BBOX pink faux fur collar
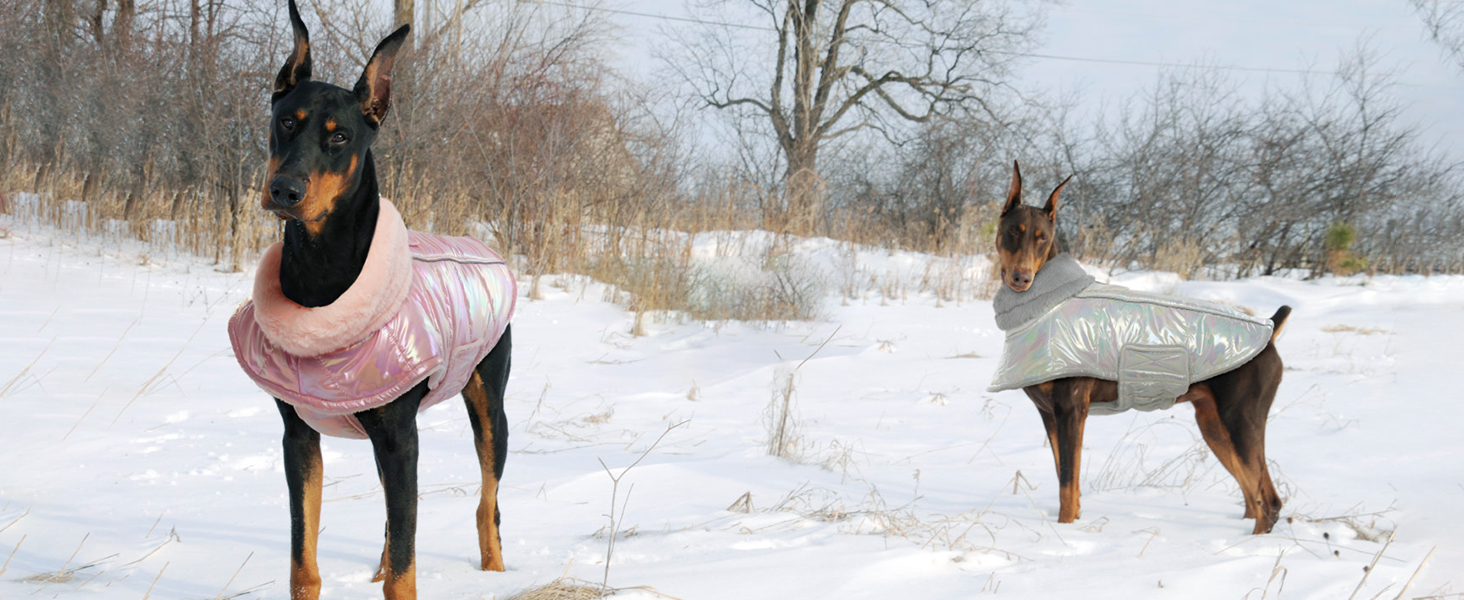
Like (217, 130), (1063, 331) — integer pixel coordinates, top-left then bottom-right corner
(251, 200), (414, 357)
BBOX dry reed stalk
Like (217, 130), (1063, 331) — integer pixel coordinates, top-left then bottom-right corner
(144, 514), (164, 539)
(0, 534), (24, 578)
(86, 316), (141, 382)
(0, 337), (55, 399)
(1257, 549), (1289, 600)
(212, 551), (252, 600)
(71, 566), (104, 590)
(141, 561), (168, 600)
(35, 306), (58, 333)
(1136, 528), (1161, 558)
(1348, 528), (1397, 600)
(62, 386), (109, 442)
(108, 317), (208, 428)
(0, 509), (26, 534)
(22, 534), (117, 583)
(1393, 546), (1436, 600)
(58, 533), (87, 573)
(121, 528), (179, 567)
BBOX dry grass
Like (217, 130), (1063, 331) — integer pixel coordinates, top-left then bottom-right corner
(1152, 238), (1206, 280)
(507, 578), (611, 600)
(1293, 506), (1396, 544)
(1322, 324), (1388, 335)
(1210, 300), (1257, 316)
(1085, 420), (1216, 494)
(766, 480), (1028, 561)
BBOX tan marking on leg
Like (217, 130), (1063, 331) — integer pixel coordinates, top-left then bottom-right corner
(1252, 462), (1282, 534)
(291, 451), (323, 600)
(1056, 381), (1092, 524)
(1057, 418), (1085, 523)
(381, 560), (416, 600)
(477, 478), (505, 572)
(1188, 386), (1262, 523)
(1037, 409), (1061, 482)
(463, 371), (506, 572)
(372, 539), (388, 583)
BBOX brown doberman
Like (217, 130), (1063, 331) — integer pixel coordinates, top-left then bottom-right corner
(996, 160), (1290, 534)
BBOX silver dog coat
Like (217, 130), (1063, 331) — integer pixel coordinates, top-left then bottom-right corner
(988, 255), (1274, 415)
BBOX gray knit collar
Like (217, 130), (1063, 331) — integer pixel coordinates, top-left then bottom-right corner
(992, 254), (1095, 331)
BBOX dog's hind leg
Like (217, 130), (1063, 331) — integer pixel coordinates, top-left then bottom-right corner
(1190, 347), (1284, 534)
(277, 400), (324, 600)
(358, 384), (426, 600)
(1186, 384), (1260, 519)
(463, 325), (512, 572)
(1227, 345), (1284, 533)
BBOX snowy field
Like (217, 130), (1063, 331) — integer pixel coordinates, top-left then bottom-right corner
(0, 212), (1460, 599)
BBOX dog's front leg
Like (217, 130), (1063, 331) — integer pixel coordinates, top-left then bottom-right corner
(1051, 379), (1093, 523)
(277, 400), (323, 600)
(358, 384), (425, 600)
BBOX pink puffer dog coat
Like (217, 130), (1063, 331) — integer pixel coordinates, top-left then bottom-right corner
(228, 200), (516, 438)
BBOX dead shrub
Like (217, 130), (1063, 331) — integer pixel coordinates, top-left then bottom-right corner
(1152, 238), (1206, 280)
(507, 578), (608, 600)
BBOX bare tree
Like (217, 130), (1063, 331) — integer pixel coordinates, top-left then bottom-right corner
(1410, 0), (1464, 69)
(669, 0), (1042, 231)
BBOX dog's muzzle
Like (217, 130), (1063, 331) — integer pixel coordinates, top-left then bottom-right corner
(268, 176), (307, 209)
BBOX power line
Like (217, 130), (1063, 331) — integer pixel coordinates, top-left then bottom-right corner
(539, 1), (767, 31)
(531, 0), (1463, 87)
(987, 51), (1336, 76)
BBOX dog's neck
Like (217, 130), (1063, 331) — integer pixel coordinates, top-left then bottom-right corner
(278, 151), (381, 308)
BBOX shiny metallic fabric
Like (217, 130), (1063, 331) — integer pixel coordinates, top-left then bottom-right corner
(989, 283), (1274, 415)
(230, 233), (516, 438)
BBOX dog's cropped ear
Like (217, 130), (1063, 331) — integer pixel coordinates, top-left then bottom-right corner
(273, 0), (312, 103)
(354, 24), (411, 128)
(1002, 160), (1023, 215)
(1043, 174), (1072, 222)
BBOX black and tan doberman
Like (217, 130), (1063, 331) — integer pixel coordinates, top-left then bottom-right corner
(265, 2), (510, 597)
(997, 161), (1289, 534)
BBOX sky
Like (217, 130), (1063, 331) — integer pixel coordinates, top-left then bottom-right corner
(592, 0), (1464, 158)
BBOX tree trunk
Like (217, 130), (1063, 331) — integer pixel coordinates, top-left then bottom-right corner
(783, 140), (820, 232)
(780, 0), (823, 234)
(114, 0), (134, 50)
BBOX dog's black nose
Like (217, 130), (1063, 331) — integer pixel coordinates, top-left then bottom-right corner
(1010, 270), (1033, 289)
(269, 176), (307, 208)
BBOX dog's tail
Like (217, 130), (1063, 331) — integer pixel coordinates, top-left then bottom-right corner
(1269, 306), (1292, 342)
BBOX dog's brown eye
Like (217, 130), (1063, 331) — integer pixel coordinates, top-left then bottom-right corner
(329, 132), (348, 145)
(280, 117), (296, 132)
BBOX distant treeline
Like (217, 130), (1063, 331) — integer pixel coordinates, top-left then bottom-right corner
(833, 60), (1464, 277)
(1, 0), (1460, 281)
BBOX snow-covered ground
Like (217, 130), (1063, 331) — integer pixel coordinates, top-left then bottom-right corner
(0, 213), (1459, 599)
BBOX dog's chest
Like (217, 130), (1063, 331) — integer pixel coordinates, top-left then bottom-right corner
(230, 233), (516, 438)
